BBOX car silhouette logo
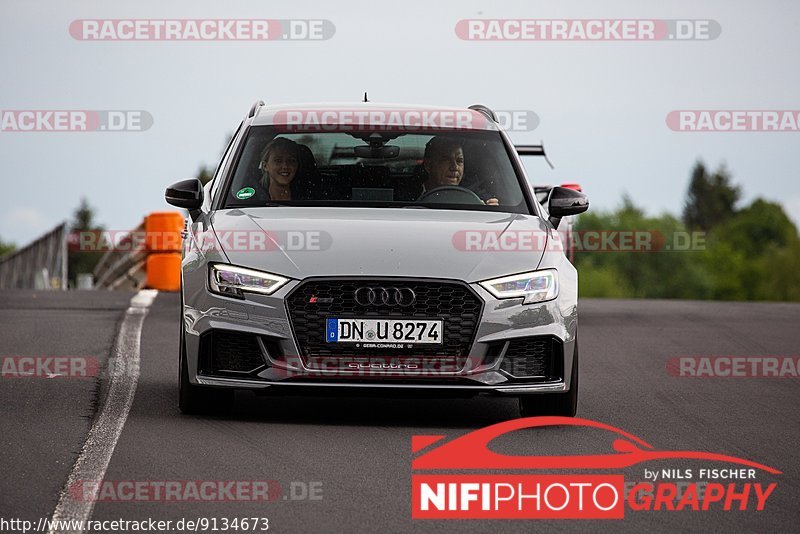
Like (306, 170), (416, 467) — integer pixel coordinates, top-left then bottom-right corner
(412, 417), (781, 474)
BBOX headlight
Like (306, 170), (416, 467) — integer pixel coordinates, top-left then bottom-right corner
(208, 264), (289, 298)
(479, 269), (558, 304)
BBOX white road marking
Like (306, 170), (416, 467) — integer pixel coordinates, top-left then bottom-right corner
(48, 289), (158, 534)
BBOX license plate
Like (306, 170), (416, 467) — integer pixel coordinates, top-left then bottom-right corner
(326, 318), (442, 344)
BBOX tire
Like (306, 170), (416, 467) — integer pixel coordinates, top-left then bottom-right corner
(178, 288), (234, 415)
(519, 338), (578, 417)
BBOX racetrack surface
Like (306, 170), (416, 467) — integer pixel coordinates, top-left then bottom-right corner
(1, 291), (798, 532)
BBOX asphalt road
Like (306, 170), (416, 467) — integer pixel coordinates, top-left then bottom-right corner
(1, 291), (799, 533)
(0, 290), (132, 525)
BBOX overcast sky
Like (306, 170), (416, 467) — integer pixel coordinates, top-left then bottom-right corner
(1, 0), (798, 244)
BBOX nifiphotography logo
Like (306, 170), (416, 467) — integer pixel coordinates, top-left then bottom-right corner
(411, 417), (780, 519)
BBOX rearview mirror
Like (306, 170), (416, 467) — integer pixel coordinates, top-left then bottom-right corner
(353, 145), (400, 159)
(547, 186), (589, 229)
(165, 179), (204, 211)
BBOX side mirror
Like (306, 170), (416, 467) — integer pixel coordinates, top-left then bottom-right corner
(165, 179), (204, 211)
(547, 186), (589, 229)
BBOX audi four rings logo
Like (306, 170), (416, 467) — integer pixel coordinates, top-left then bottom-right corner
(353, 287), (417, 306)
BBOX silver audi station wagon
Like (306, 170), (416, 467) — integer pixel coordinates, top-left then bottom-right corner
(166, 101), (589, 417)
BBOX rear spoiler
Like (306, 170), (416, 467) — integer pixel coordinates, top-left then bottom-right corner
(515, 143), (554, 169)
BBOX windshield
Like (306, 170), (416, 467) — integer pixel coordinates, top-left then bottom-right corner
(221, 126), (531, 214)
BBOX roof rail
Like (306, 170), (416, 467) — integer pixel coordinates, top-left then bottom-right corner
(468, 104), (498, 122)
(248, 100), (265, 118)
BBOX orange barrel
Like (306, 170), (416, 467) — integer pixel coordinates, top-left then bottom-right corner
(146, 252), (181, 291)
(145, 211), (184, 252)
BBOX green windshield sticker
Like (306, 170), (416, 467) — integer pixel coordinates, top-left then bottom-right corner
(235, 187), (255, 200)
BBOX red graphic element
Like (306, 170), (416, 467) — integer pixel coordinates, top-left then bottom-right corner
(626, 481), (777, 512)
(412, 417), (780, 474)
(559, 183), (583, 191)
(412, 435), (446, 453)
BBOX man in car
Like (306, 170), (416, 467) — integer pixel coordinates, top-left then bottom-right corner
(420, 136), (499, 205)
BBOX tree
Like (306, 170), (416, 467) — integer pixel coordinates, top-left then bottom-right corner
(574, 198), (711, 299)
(573, 164), (800, 301)
(0, 237), (15, 258)
(703, 198), (800, 300)
(195, 132), (234, 185)
(71, 197), (97, 231)
(196, 165), (214, 185)
(682, 161), (741, 232)
(67, 197), (105, 286)
(715, 198), (797, 256)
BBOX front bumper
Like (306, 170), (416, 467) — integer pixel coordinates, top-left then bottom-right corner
(195, 375), (568, 395)
(182, 274), (578, 396)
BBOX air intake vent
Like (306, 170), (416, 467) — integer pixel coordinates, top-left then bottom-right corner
(499, 336), (562, 380)
(199, 331), (268, 375)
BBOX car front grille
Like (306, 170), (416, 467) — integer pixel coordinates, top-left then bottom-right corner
(499, 336), (562, 380)
(285, 279), (483, 360)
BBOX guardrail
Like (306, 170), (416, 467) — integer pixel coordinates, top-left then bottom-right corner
(0, 222), (68, 290)
(93, 212), (184, 291)
(92, 221), (148, 290)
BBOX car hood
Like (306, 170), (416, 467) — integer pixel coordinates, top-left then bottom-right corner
(209, 207), (549, 282)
